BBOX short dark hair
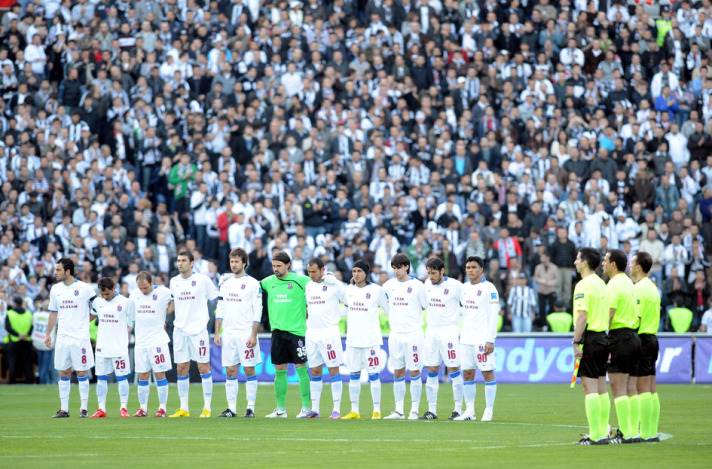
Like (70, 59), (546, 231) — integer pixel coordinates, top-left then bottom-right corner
(57, 257), (74, 276)
(307, 257), (324, 269)
(465, 256), (484, 268)
(273, 250), (291, 265)
(578, 248), (600, 271)
(230, 248), (248, 265)
(634, 251), (653, 274)
(136, 270), (152, 283)
(98, 277), (115, 291)
(426, 257), (445, 272)
(177, 250), (194, 262)
(390, 253), (411, 273)
(607, 249), (627, 272)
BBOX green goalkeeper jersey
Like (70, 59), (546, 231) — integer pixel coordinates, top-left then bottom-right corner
(261, 272), (311, 336)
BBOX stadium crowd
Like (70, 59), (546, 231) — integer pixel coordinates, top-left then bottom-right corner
(4, 0), (712, 383)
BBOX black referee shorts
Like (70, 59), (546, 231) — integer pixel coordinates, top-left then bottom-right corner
(608, 328), (642, 375)
(579, 331), (609, 379)
(271, 329), (307, 365)
(637, 334), (659, 377)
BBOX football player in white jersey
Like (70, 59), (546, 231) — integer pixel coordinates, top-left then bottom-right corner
(304, 257), (346, 419)
(89, 277), (136, 418)
(169, 251), (219, 418)
(130, 270), (174, 417)
(342, 261), (389, 420)
(45, 258), (97, 418)
(421, 257), (464, 420)
(214, 248), (262, 418)
(456, 256), (500, 422)
(382, 253), (428, 420)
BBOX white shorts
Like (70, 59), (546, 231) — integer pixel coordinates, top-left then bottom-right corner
(54, 336), (94, 372)
(173, 328), (211, 364)
(95, 353), (132, 377)
(389, 330), (425, 371)
(461, 344), (496, 372)
(345, 345), (382, 374)
(306, 327), (344, 369)
(221, 331), (262, 368)
(424, 327), (460, 368)
(135, 343), (173, 374)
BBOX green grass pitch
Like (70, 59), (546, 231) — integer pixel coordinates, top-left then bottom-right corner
(1, 383), (710, 468)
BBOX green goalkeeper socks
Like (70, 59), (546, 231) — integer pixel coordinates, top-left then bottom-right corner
(629, 394), (640, 437)
(599, 393), (610, 436)
(275, 369), (288, 410)
(614, 396), (631, 438)
(584, 393), (602, 441)
(639, 392), (653, 439)
(296, 366), (311, 408)
(651, 392), (661, 437)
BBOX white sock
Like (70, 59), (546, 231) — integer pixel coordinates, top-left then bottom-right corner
(426, 371), (439, 414)
(118, 377), (129, 409)
(59, 377), (71, 412)
(96, 377), (108, 411)
(78, 375), (89, 411)
(410, 373), (422, 413)
(138, 380), (150, 411)
(177, 375), (189, 411)
(349, 373), (361, 414)
(393, 377), (406, 414)
(450, 371), (463, 413)
(310, 376), (323, 412)
(201, 372), (213, 412)
(464, 379), (476, 413)
(226, 377), (238, 413)
(485, 381), (497, 409)
(331, 375), (343, 412)
(246, 376), (257, 410)
(157, 378), (168, 411)
(369, 374), (381, 414)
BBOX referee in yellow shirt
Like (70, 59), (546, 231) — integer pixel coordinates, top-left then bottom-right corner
(631, 252), (662, 443)
(572, 248), (610, 445)
(602, 249), (643, 444)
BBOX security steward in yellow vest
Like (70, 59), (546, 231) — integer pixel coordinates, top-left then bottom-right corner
(5, 297), (34, 384)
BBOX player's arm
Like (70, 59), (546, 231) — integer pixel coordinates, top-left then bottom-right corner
(166, 300), (175, 315)
(378, 285), (389, 315)
(45, 310), (58, 348)
(572, 290), (587, 360)
(206, 276), (219, 303)
(247, 282), (263, 348)
(485, 286), (499, 354)
(214, 293), (224, 346)
(126, 300), (136, 333)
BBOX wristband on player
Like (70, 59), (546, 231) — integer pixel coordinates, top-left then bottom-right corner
(572, 338), (583, 345)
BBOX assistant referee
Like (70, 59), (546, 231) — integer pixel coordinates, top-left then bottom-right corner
(572, 247), (610, 445)
(630, 252), (662, 443)
(260, 251), (311, 418)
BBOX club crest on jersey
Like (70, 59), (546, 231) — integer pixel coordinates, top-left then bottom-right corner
(241, 284), (246, 290)
(74, 290), (79, 296)
(117, 305), (122, 312)
(448, 342), (453, 349)
(81, 348), (86, 354)
(288, 283), (293, 290)
(298, 340), (304, 348)
(477, 290), (482, 296)
(366, 293), (371, 299)
(412, 345), (418, 352)
(444, 289), (449, 295)
(327, 344), (332, 350)
(322, 285), (328, 292)
(370, 349), (376, 356)
(479, 345), (484, 352)
(157, 347), (162, 354)
(153, 294), (158, 301)
(191, 280), (197, 287)
(407, 287), (412, 293)
(200, 340), (205, 346)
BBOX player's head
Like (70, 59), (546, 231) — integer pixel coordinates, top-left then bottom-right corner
(229, 248), (248, 275)
(272, 251), (291, 279)
(603, 249), (627, 276)
(426, 257), (445, 285)
(630, 251), (653, 278)
(97, 277), (116, 300)
(307, 257), (325, 282)
(136, 270), (153, 295)
(352, 260), (370, 286)
(55, 257), (75, 282)
(575, 247), (600, 274)
(390, 252), (411, 279)
(465, 256), (485, 283)
(176, 251), (194, 275)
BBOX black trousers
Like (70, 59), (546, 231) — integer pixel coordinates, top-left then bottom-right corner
(7, 341), (33, 384)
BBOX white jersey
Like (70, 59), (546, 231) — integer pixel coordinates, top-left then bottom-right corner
(424, 277), (463, 329)
(48, 279), (96, 340)
(383, 276), (427, 333)
(305, 277), (346, 331)
(344, 282), (389, 348)
(92, 293), (135, 358)
(170, 272), (219, 335)
(130, 285), (173, 348)
(460, 278), (500, 345)
(217, 274), (262, 334)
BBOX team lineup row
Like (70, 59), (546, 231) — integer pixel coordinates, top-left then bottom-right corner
(45, 250), (499, 421)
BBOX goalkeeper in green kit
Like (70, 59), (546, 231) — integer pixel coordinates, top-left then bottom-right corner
(261, 251), (312, 418)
